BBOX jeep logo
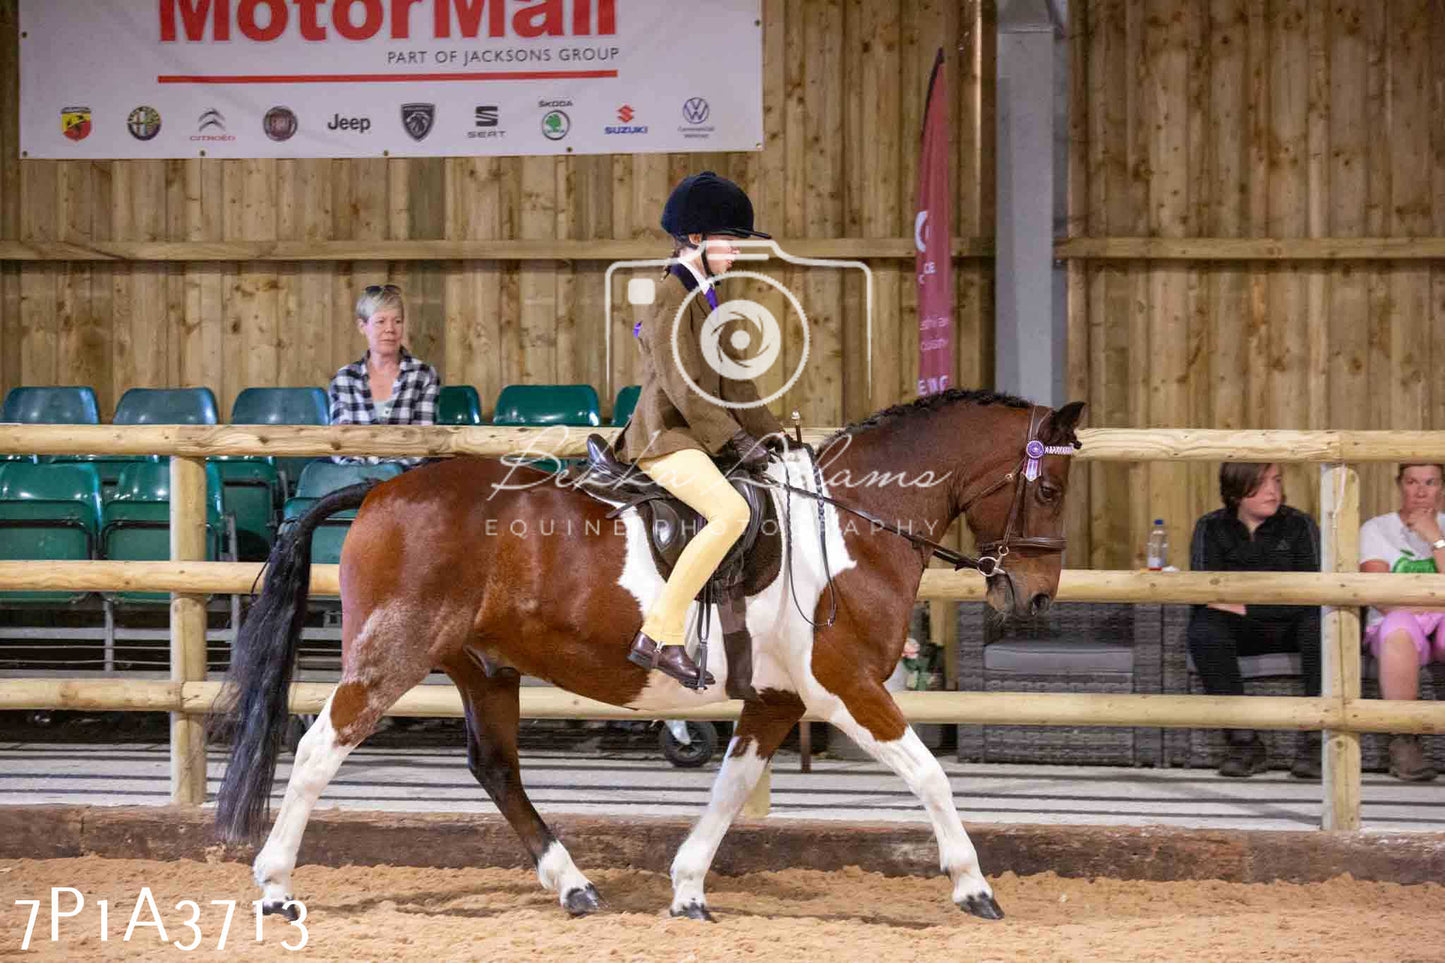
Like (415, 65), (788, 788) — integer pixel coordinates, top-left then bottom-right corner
(327, 113), (371, 133)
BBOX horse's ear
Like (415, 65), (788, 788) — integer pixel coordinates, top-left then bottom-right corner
(1043, 401), (1086, 445)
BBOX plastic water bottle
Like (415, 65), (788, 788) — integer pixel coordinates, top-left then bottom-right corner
(1146, 519), (1169, 571)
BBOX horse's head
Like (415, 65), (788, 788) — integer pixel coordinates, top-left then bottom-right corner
(958, 400), (1086, 619)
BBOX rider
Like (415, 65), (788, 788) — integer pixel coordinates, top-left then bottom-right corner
(615, 171), (788, 688)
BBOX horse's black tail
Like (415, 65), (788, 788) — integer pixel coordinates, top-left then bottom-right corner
(211, 481), (376, 843)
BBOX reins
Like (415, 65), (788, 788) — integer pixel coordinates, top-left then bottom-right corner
(741, 405), (1079, 587)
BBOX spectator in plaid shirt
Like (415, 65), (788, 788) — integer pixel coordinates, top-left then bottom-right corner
(328, 283), (440, 467)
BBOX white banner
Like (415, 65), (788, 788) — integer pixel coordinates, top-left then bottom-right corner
(20, 0), (761, 159)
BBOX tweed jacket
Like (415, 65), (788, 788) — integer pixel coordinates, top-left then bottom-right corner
(615, 270), (785, 462)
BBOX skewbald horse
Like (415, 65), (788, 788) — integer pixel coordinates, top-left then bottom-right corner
(213, 389), (1085, 922)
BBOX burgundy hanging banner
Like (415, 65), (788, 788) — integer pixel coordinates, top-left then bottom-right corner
(915, 48), (953, 396)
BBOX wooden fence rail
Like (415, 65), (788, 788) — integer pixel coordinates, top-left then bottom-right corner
(0, 682), (1440, 735)
(0, 424), (1442, 831)
(2, 561), (1443, 608)
(3, 424), (1445, 461)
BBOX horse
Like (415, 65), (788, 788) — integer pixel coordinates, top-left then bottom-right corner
(212, 389), (1085, 922)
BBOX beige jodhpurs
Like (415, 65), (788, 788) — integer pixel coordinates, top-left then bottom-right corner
(634, 448), (752, 647)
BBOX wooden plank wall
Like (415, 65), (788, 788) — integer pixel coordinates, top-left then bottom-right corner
(1067, 0), (1445, 568)
(0, 0), (994, 432)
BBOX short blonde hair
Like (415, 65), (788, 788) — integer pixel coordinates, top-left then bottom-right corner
(356, 283), (404, 323)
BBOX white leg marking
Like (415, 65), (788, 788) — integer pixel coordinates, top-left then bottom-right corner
(252, 692), (355, 905)
(826, 713), (991, 906)
(670, 738), (768, 913)
(536, 840), (594, 906)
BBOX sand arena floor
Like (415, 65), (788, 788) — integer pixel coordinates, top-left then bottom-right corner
(2, 856), (1442, 962)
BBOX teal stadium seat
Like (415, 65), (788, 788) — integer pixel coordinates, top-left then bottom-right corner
(231, 387), (329, 427)
(219, 387), (331, 556)
(230, 387), (330, 497)
(611, 385), (641, 427)
(0, 462), (103, 605)
(49, 387), (218, 495)
(493, 384), (602, 473)
(114, 387), (219, 425)
(493, 384), (602, 428)
(211, 458), (281, 562)
(438, 385), (483, 425)
(280, 462), (402, 565)
(101, 460), (225, 605)
(2, 386), (101, 425)
(2, 386), (101, 465)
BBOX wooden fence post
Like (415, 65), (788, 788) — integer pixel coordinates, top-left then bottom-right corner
(1320, 463), (1361, 830)
(170, 456), (209, 805)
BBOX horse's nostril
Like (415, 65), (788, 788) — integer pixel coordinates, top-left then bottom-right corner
(1029, 593), (1052, 616)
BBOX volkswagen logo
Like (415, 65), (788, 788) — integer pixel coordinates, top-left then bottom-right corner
(681, 98), (710, 124)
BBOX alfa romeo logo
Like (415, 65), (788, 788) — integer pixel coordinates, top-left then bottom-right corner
(127, 106), (161, 141)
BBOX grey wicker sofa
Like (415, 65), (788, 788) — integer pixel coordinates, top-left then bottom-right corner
(1161, 606), (1445, 771)
(955, 601), (1176, 767)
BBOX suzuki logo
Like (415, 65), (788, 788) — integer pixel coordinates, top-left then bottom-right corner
(617, 104), (635, 123)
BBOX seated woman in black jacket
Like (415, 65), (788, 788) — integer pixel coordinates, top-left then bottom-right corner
(1188, 463), (1321, 779)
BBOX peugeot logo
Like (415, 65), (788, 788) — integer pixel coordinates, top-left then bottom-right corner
(401, 103), (435, 141)
(682, 98), (710, 124)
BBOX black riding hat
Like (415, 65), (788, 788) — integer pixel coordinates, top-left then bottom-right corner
(660, 171), (771, 239)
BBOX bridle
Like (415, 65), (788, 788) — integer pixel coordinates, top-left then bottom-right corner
(954, 405), (1077, 577)
(748, 404), (1077, 580)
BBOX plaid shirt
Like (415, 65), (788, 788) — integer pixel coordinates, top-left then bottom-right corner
(327, 347), (440, 466)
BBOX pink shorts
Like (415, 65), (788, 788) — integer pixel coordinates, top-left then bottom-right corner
(1365, 610), (1445, 666)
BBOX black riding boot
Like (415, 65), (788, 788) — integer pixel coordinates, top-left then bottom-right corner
(628, 632), (715, 689)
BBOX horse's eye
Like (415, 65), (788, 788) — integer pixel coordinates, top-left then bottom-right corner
(1038, 482), (1060, 503)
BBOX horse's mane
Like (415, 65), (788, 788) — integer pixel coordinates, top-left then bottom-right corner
(825, 388), (1033, 445)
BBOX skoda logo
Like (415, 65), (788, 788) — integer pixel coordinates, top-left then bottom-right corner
(682, 98), (710, 124)
(541, 109), (570, 141)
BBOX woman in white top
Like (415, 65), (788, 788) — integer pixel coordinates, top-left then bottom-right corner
(1358, 462), (1445, 781)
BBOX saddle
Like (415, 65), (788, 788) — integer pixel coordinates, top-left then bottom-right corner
(571, 433), (775, 597)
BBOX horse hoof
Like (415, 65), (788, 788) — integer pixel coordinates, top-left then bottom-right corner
(262, 899), (300, 922)
(563, 884), (602, 917)
(669, 901), (716, 923)
(958, 892), (1005, 920)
